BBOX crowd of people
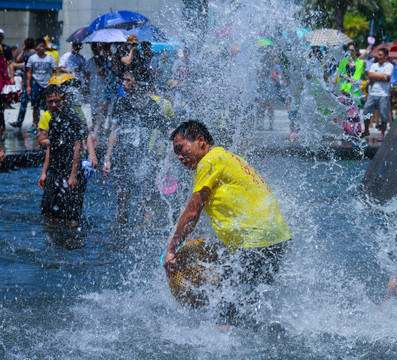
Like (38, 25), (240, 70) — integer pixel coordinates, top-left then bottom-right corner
(278, 42), (397, 141)
(0, 31), (397, 322)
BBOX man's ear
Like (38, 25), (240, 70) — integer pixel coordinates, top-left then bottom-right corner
(196, 134), (205, 147)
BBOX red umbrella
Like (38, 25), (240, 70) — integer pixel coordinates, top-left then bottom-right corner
(368, 43), (393, 57)
(389, 43), (397, 58)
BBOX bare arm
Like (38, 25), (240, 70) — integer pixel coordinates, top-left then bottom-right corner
(358, 46), (372, 60)
(121, 47), (138, 66)
(86, 132), (97, 168)
(38, 130), (49, 149)
(102, 122), (117, 179)
(38, 147), (50, 190)
(26, 68), (32, 95)
(8, 59), (15, 84)
(0, 146), (5, 162)
(164, 187), (211, 272)
(367, 72), (391, 82)
(68, 140), (82, 190)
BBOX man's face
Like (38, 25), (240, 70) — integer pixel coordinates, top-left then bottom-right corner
(36, 42), (46, 55)
(376, 51), (386, 63)
(46, 93), (63, 114)
(122, 73), (137, 94)
(72, 43), (82, 53)
(173, 134), (205, 170)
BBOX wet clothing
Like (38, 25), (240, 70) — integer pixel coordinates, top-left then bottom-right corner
(110, 95), (170, 196)
(41, 107), (86, 222)
(193, 147), (292, 252)
(216, 239), (291, 325)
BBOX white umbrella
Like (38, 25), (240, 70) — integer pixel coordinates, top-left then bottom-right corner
(83, 28), (128, 43)
(307, 29), (353, 47)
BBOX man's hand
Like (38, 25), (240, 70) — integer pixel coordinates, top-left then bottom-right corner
(89, 153), (98, 169)
(38, 173), (47, 190)
(163, 252), (178, 282)
(27, 85), (31, 96)
(103, 161), (111, 179)
(68, 175), (78, 190)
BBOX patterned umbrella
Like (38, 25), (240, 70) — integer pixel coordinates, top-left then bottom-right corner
(307, 29), (352, 47)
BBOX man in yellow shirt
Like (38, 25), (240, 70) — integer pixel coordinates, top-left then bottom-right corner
(164, 120), (292, 324)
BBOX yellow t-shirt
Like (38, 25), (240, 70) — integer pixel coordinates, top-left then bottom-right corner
(193, 147), (291, 252)
(39, 106), (87, 131)
(45, 49), (59, 66)
(38, 110), (52, 131)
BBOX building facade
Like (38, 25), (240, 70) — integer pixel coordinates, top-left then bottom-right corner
(0, 0), (183, 54)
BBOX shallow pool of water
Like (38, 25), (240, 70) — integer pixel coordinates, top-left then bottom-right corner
(1, 155), (397, 359)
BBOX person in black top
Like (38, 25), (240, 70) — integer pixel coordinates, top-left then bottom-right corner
(38, 85), (86, 227)
(103, 71), (170, 224)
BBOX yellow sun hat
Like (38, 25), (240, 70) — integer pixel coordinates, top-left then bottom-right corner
(48, 73), (77, 86)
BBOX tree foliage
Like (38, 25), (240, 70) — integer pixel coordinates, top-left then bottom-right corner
(300, 0), (397, 47)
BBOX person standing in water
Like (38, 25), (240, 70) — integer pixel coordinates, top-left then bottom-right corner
(164, 120), (292, 325)
(38, 86), (86, 227)
(102, 71), (170, 224)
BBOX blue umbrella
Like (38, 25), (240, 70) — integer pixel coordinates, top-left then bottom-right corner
(87, 11), (149, 34)
(66, 26), (89, 43)
(126, 24), (167, 43)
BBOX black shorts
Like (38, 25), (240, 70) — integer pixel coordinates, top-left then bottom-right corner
(41, 171), (87, 223)
(216, 240), (292, 325)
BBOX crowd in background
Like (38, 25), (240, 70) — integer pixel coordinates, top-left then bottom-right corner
(0, 30), (397, 226)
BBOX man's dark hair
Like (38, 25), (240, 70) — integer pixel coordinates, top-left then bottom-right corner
(379, 48), (389, 57)
(35, 38), (46, 47)
(10, 46), (17, 51)
(24, 38), (35, 49)
(44, 85), (62, 98)
(170, 120), (214, 145)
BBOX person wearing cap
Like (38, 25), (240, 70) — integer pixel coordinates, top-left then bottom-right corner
(0, 29), (15, 85)
(26, 38), (57, 132)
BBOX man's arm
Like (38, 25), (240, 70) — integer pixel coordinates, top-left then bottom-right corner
(102, 122), (117, 179)
(38, 130), (49, 149)
(68, 140), (82, 190)
(38, 147), (50, 190)
(8, 60), (15, 84)
(367, 72), (391, 82)
(26, 68), (32, 95)
(164, 186), (211, 272)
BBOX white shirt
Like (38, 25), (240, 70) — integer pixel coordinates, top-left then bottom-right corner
(369, 61), (394, 97)
(59, 52), (86, 84)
